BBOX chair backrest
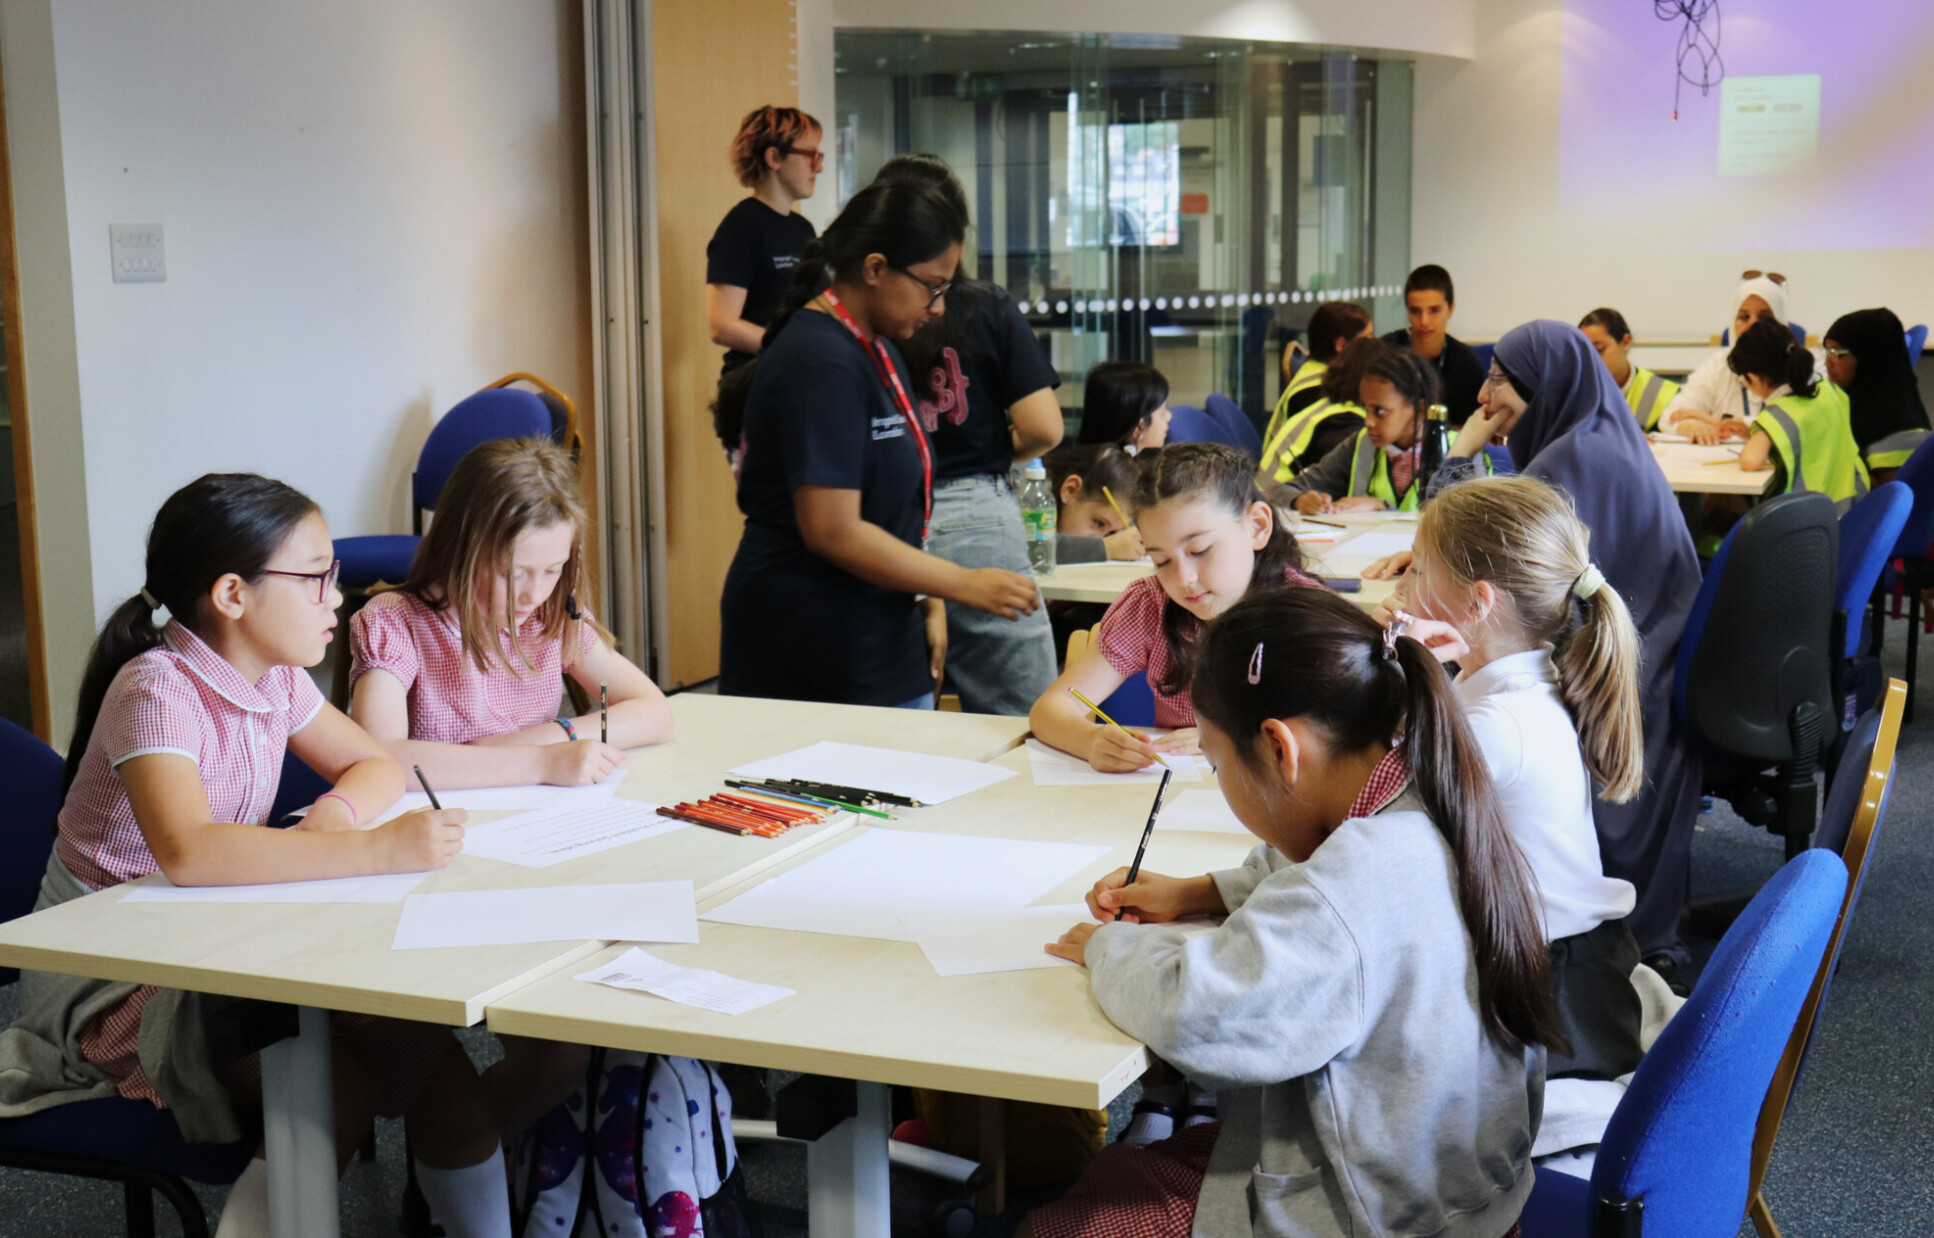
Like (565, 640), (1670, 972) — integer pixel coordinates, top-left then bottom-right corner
(1162, 404), (1225, 449)
(1672, 518), (1739, 727)
(1683, 492), (1837, 762)
(1067, 627), (1159, 728)
(1482, 444), (1514, 476)
(1588, 848), (1846, 1232)
(1835, 482), (1912, 660)
(1750, 678), (1905, 1205)
(411, 386), (557, 516)
(1203, 393), (1263, 460)
(1812, 707), (1882, 858)
(1718, 321), (1808, 349)
(1886, 433), (1934, 560)
(0, 718), (64, 985)
(1472, 342), (1495, 373)
(1906, 323), (1927, 369)
(266, 749), (332, 827)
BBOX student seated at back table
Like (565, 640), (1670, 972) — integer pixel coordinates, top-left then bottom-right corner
(1258, 310), (1373, 489)
(1029, 443), (1321, 772)
(1029, 588), (1556, 1238)
(1579, 306), (1681, 431)
(1075, 360), (1172, 453)
(1824, 307), (1932, 479)
(1381, 263), (1486, 421)
(1043, 442), (1144, 564)
(1661, 271), (1791, 442)
(1728, 318), (1870, 511)
(0, 473), (507, 1238)
(1266, 299), (1372, 449)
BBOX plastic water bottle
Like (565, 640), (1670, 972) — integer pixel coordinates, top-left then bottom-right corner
(1019, 459), (1058, 576)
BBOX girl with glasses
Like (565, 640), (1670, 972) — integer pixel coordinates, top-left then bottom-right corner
(0, 473), (510, 1237)
(705, 105), (823, 383)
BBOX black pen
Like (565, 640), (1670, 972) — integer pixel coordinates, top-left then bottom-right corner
(1116, 767), (1174, 921)
(413, 765), (443, 811)
(600, 681), (608, 745)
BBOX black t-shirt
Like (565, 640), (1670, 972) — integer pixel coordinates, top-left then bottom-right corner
(913, 286), (1062, 481)
(719, 310), (930, 707)
(706, 198), (817, 373)
(1380, 329), (1486, 422)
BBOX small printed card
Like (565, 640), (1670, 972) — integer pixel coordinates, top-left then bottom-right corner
(574, 947), (795, 1015)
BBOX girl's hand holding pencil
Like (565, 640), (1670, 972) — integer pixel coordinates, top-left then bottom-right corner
(1088, 725), (1163, 772)
(1084, 868), (1225, 925)
(540, 738), (626, 787)
(374, 808), (468, 872)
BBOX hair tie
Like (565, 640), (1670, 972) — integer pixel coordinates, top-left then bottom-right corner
(139, 587), (161, 611)
(1572, 565), (1605, 600)
(1383, 609), (1412, 660)
(1247, 641), (1265, 684)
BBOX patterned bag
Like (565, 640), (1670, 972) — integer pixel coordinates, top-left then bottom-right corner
(513, 1049), (758, 1238)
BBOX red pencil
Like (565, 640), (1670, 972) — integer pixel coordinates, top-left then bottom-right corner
(657, 805), (753, 835)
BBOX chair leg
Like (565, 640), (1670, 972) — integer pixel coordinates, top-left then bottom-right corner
(151, 1172), (215, 1238)
(123, 1179), (156, 1238)
(1749, 1189), (1783, 1238)
(1910, 591), (1922, 726)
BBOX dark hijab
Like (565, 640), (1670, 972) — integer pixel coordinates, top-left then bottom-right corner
(1827, 308), (1928, 450)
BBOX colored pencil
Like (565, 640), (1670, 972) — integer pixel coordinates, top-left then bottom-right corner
(413, 765), (442, 811)
(1101, 485), (1129, 526)
(599, 682), (608, 744)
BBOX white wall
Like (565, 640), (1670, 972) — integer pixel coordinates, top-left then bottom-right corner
(1412, 0), (1934, 340)
(830, 0), (1476, 59)
(6, 0), (588, 740)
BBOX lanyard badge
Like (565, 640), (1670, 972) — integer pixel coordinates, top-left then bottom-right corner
(820, 290), (934, 545)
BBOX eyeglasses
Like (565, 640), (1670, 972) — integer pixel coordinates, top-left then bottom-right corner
(260, 559), (342, 604)
(1485, 367), (1512, 390)
(1823, 346), (1855, 360)
(1740, 269), (1788, 286)
(781, 146), (825, 171)
(895, 267), (954, 309)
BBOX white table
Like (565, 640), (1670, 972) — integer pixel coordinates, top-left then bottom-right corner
(488, 742), (1257, 1238)
(0, 694), (1032, 1238)
(1649, 440), (1777, 496)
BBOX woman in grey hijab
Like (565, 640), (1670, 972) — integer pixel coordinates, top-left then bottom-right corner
(1369, 319), (1704, 973)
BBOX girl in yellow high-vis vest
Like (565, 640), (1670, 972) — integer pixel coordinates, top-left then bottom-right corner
(1578, 307), (1682, 432)
(1262, 301), (1374, 480)
(1730, 318), (1869, 511)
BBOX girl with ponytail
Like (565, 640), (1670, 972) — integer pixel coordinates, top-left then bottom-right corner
(1031, 586), (1556, 1238)
(1, 474), (511, 1236)
(1728, 316), (1871, 508)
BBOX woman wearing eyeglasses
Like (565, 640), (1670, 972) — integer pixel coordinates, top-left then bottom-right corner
(705, 105), (823, 379)
(1660, 271), (1793, 443)
(717, 177), (1042, 709)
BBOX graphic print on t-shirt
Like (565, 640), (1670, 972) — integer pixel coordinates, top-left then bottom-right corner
(917, 346), (972, 433)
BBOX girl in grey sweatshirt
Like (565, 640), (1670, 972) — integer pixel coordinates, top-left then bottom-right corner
(1033, 588), (1563, 1238)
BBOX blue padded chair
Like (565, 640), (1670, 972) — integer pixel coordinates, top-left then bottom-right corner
(266, 748), (331, 827)
(1830, 483), (1910, 753)
(1517, 848), (1846, 1238)
(1674, 493), (1838, 859)
(1719, 321), (1808, 349)
(1161, 404), (1223, 449)
(1905, 323), (1926, 368)
(1203, 393), (1263, 461)
(1098, 670), (1157, 729)
(1746, 680), (1902, 1238)
(0, 718), (254, 1238)
(1483, 444), (1515, 476)
(1472, 342), (1495, 373)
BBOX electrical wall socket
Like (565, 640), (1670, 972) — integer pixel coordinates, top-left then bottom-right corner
(109, 223), (166, 283)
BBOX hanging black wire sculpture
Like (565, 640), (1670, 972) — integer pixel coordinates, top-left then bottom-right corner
(1655, 0), (1723, 119)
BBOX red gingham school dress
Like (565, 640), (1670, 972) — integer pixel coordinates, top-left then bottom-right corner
(1095, 566), (1323, 729)
(59, 621), (450, 1116)
(1028, 750), (1475, 1238)
(349, 590), (597, 745)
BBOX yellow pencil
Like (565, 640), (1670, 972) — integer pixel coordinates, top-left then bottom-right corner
(1069, 686), (1137, 739)
(1101, 486), (1129, 526)
(1703, 458), (1741, 466)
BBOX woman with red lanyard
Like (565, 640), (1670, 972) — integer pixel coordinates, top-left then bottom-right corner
(719, 177), (1041, 708)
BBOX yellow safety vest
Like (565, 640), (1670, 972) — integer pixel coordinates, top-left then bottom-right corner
(1623, 366), (1681, 432)
(1261, 397), (1362, 484)
(1758, 383), (1870, 512)
(1262, 359), (1330, 451)
(1341, 428), (1492, 511)
(1864, 428), (1929, 472)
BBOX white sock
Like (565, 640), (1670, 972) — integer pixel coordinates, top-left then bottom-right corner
(214, 1158), (269, 1238)
(414, 1147), (513, 1238)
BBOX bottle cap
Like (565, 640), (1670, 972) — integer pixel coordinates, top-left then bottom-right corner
(1024, 459), (1047, 478)
(1427, 403), (1449, 421)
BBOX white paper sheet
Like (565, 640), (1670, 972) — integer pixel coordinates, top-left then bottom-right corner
(1086, 556), (1156, 567)
(1314, 529), (1417, 578)
(459, 799), (685, 868)
(121, 872), (428, 904)
(701, 829), (1109, 942)
(728, 741), (1016, 805)
(902, 904), (1091, 976)
(1156, 789), (1252, 835)
(1023, 738), (1203, 787)
(575, 947), (794, 1015)
(361, 769), (629, 826)
(390, 881), (698, 949)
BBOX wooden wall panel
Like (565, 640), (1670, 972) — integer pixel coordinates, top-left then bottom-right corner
(652, 0), (797, 687)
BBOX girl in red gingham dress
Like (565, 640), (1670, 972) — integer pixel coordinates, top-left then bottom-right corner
(1029, 589), (1554, 1238)
(0, 474), (514, 1237)
(349, 437), (671, 1147)
(1030, 442), (1321, 772)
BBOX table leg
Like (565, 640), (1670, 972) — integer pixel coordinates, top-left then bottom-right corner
(806, 1080), (890, 1238)
(975, 1096), (1007, 1216)
(261, 1005), (340, 1238)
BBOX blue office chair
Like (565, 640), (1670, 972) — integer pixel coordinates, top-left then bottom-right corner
(1162, 404), (1224, 449)
(0, 718), (254, 1238)
(266, 748), (332, 827)
(1472, 342), (1495, 374)
(1483, 444), (1515, 476)
(1829, 483), (1910, 756)
(1674, 493), (1838, 859)
(1871, 435), (1934, 722)
(1719, 321), (1808, 349)
(1517, 848), (1845, 1238)
(1098, 670), (1158, 728)
(1203, 392), (1263, 460)
(1905, 323), (1926, 368)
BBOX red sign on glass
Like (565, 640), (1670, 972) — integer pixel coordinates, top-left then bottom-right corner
(1180, 193), (1209, 215)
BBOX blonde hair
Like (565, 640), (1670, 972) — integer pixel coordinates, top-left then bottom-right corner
(382, 438), (594, 676)
(1415, 475), (1644, 802)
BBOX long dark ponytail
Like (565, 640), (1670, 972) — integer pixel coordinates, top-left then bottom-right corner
(1132, 442), (1304, 697)
(1192, 588), (1567, 1052)
(1728, 317), (1818, 400)
(710, 175), (970, 451)
(65, 473), (318, 791)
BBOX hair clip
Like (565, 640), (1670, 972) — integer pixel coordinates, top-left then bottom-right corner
(564, 595), (581, 620)
(1383, 609), (1412, 660)
(139, 587), (161, 611)
(1247, 641), (1265, 684)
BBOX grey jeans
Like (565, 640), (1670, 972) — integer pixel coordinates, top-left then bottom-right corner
(927, 474), (1058, 716)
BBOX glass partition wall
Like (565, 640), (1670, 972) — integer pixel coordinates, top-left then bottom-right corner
(835, 30), (1413, 428)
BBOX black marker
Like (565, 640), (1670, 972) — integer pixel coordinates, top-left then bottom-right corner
(1116, 767), (1174, 921)
(413, 765), (443, 811)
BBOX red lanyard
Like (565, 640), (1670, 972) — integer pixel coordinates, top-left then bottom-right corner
(821, 290), (933, 544)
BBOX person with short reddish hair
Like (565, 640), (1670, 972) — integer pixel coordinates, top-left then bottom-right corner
(706, 105), (823, 376)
